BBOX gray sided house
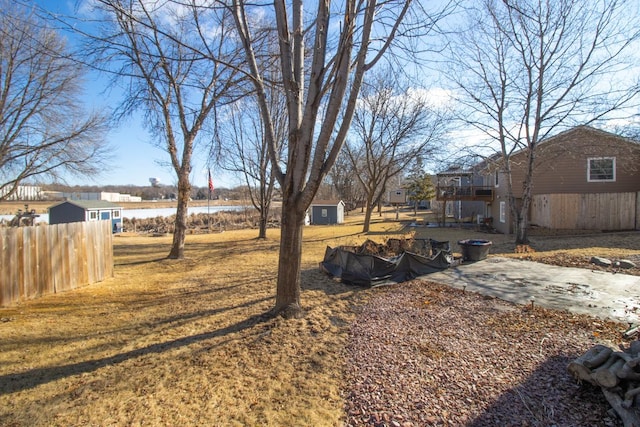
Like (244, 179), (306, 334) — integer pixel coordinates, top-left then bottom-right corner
(490, 126), (640, 233)
(439, 126), (640, 234)
(436, 165), (494, 223)
(49, 200), (123, 232)
(310, 200), (345, 225)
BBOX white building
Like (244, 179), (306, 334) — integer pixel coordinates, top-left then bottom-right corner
(0, 185), (43, 201)
(61, 192), (142, 203)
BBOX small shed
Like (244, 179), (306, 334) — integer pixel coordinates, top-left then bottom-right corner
(49, 200), (123, 232)
(310, 200), (345, 225)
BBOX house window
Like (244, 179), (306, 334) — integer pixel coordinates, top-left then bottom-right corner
(112, 210), (120, 218)
(321, 209), (328, 218)
(588, 157), (615, 182)
(494, 170), (499, 187)
(89, 211), (98, 221)
(499, 201), (506, 223)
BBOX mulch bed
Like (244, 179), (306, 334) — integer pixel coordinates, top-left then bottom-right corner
(344, 281), (629, 427)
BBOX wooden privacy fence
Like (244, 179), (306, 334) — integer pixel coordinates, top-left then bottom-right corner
(531, 192), (639, 231)
(0, 220), (113, 306)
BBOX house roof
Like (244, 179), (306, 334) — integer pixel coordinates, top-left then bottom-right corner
(505, 125), (638, 155)
(497, 125), (639, 166)
(553, 124), (634, 140)
(49, 200), (121, 211)
(446, 125), (639, 174)
(437, 170), (474, 177)
(310, 200), (345, 207)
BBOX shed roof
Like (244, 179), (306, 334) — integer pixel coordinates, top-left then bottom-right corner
(49, 200), (121, 211)
(310, 200), (345, 207)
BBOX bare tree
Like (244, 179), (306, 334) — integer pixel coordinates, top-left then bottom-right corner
(328, 152), (365, 212)
(344, 72), (447, 233)
(448, 0), (640, 243)
(230, 0), (448, 317)
(217, 93), (286, 238)
(89, 0), (242, 258)
(0, 1), (110, 200)
(405, 157), (436, 215)
(216, 28), (287, 239)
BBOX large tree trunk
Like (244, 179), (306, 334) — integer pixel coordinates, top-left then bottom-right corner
(257, 178), (273, 239)
(362, 197), (374, 233)
(258, 215), (268, 239)
(515, 211), (530, 244)
(258, 201), (271, 240)
(441, 199), (447, 227)
(168, 176), (190, 259)
(274, 199), (305, 318)
(515, 153), (535, 244)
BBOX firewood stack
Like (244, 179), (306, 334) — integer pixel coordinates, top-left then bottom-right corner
(569, 341), (640, 427)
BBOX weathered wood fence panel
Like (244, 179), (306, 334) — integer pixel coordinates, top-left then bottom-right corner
(531, 192), (637, 230)
(0, 220), (113, 306)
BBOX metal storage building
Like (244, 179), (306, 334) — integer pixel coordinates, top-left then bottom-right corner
(309, 200), (345, 225)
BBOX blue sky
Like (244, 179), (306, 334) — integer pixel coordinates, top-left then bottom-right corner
(31, 0), (640, 189)
(81, 78), (234, 189)
(34, 0), (235, 189)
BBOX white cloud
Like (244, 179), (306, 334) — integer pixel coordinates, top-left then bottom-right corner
(407, 87), (453, 109)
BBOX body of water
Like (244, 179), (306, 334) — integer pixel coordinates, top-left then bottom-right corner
(0, 205), (246, 224)
(123, 205), (245, 219)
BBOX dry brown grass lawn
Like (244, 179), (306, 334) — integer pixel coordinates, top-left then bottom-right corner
(0, 208), (638, 426)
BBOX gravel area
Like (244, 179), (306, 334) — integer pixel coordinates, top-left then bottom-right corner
(344, 280), (628, 427)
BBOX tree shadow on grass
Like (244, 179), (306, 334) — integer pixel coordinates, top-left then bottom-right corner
(0, 310), (274, 396)
(115, 238), (280, 266)
(118, 294), (275, 335)
(364, 229), (408, 236)
(304, 231), (364, 243)
(301, 267), (368, 296)
(115, 257), (168, 266)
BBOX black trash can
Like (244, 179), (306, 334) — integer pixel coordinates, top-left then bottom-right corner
(458, 239), (492, 261)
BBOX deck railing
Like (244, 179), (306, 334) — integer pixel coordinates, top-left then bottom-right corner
(436, 185), (495, 201)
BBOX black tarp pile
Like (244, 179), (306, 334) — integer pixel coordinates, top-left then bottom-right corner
(319, 238), (452, 286)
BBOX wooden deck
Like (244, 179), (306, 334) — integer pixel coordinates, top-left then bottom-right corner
(436, 185), (495, 202)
